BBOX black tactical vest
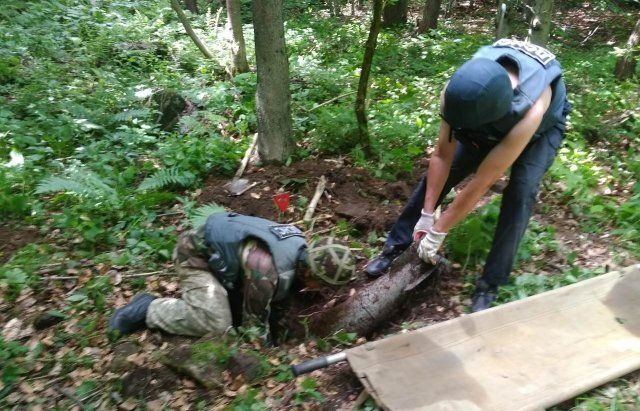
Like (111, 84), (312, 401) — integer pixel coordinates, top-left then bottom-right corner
(453, 39), (567, 150)
(203, 212), (307, 301)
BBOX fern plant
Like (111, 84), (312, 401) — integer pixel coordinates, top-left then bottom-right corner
(188, 203), (225, 228)
(35, 170), (119, 204)
(137, 167), (196, 192)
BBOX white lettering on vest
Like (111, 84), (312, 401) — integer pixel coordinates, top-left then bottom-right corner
(269, 224), (304, 240)
(493, 38), (555, 66)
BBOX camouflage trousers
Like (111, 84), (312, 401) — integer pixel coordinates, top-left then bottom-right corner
(146, 229), (233, 337)
(145, 229), (279, 337)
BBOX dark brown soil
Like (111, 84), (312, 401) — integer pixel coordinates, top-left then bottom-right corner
(199, 157), (419, 233)
(0, 225), (40, 264)
(121, 366), (180, 399)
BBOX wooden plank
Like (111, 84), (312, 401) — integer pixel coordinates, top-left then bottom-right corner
(347, 264), (640, 410)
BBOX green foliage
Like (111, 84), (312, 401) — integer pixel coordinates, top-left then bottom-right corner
(0, 56), (21, 83)
(516, 221), (559, 264)
(60, 351), (95, 374)
(188, 203), (226, 228)
(308, 106), (360, 154)
(137, 167), (196, 192)
(36, 169), (119, 204)
(0, 337), (29, 387)
(191, 340), (235, 366)
(330, 330), (358, 346)
(446, 200), (500, 268)
(359, 397), (381, 411)
(0, 0), (246, 272)
(229, 388), (269, 411)
(294, 377), (324, 405)
(65, 276), (112, 311)
(0, 243), (56, 301)
(75, 379), (99, 401)
(497, 266), (605, 304)
(0, 166), (32, 220)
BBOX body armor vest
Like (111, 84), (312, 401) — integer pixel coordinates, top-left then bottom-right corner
(203, 212), (307, 301)
(453, 39), (567, 149)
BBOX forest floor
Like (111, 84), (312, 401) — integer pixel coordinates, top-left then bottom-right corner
(2, 154), (635, 410)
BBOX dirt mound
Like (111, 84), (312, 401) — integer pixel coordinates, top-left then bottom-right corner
(199, 157), (428, 338)
(199, 157), (418, 233)
(0, 225), (40, 264)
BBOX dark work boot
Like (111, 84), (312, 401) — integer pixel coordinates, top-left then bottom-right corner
(471, 279), (498, 312)
(364, 245), (405, 278)
(108, 293), (156, 335)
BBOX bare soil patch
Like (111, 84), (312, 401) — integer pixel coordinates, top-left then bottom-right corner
(199, 157), (418, 233)
(0, 225), (40, 264)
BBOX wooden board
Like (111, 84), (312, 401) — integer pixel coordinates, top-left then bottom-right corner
(347, 264), (640, 410)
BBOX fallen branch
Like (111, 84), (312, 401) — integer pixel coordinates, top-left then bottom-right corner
(234, 133), (259, 179)
(292, 214), (331, 226)
(309, 91), (356, 112)
(121, 271), (173, 278)
(156, 210), (185, 217)
(309, 226), (334, 236)
(43, 271), (174, 281)
(581, 25), (600, 46)
(303, 175), (327, 224)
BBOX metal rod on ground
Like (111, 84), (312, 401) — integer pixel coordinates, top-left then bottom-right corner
(303, 175), (327, 224)
(291, 351), (347, 376)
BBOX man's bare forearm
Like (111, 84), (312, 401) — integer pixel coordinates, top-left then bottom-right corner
(424, 154), (451, 213)
(433, 175), (495, 232)
(423, 121), (456, 213)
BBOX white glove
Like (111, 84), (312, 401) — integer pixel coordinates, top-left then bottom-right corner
(417, 227), (447, 264)
(413, 209), (435, 241)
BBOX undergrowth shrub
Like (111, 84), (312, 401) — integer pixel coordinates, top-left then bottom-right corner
(497, 266), (605, 303)
(308, 105), (360, 153)
(446, 200), (500, 269)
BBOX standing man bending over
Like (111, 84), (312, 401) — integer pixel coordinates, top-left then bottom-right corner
(365, 39), (571, 312)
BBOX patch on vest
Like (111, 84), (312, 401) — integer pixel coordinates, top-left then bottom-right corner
(269, 224), (304, 240)
(493, 39), (555, 67)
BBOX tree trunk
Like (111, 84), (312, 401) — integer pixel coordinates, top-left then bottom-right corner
(226, 0), (249, 74)
(252, 0), (294, 163)
(309, 246), (450, 337)
(382, 0), (409, 27)
(614, 18), (640, 81)
(495, 0), (517, 40)
(526, 0), (553, 46)
(170, 0), (214, 59)
(355, 0), (384, 157)
(183, 0), (199, 13)
(418, 0), (442, 33)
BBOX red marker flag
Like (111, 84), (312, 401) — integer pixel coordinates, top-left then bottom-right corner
(273, 192), (291, 213)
